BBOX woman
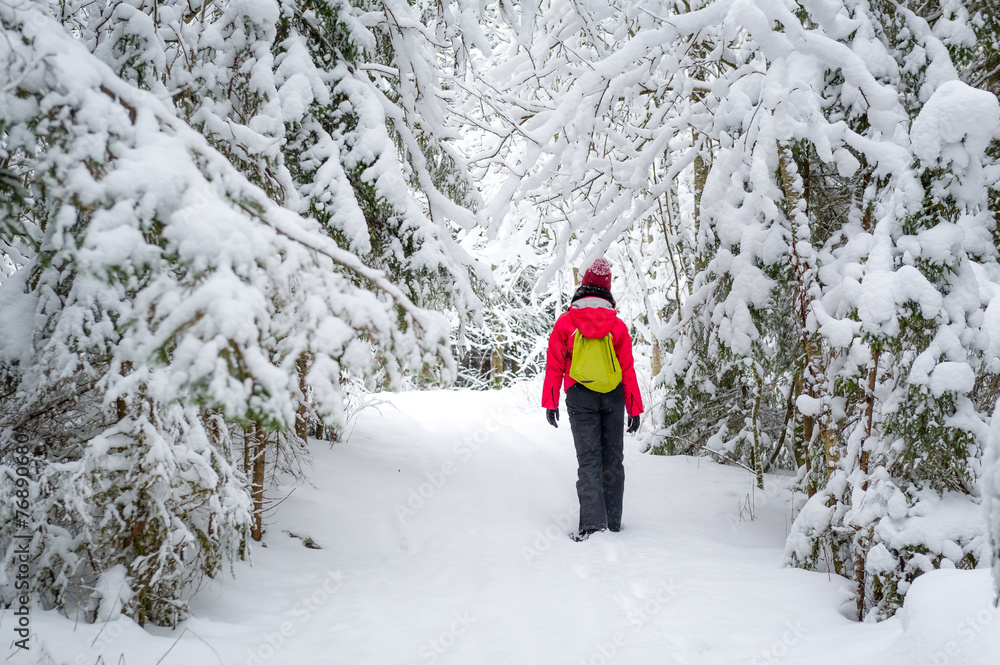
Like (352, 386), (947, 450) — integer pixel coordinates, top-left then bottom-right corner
(542, 259), (644, 541)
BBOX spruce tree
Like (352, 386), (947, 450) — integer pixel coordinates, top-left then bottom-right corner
(0, 0), (479, 625)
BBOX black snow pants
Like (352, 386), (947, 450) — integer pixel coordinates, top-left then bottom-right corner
(565, 382), (626, 532)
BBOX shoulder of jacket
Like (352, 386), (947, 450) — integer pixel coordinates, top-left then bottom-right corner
(612, 317), (631, 338)
(555, 311), (575, 329)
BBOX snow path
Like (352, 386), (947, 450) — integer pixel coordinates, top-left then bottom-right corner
(12, 386), (1000, 664)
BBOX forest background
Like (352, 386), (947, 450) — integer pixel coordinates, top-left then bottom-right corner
(1, 0), (1000, 629)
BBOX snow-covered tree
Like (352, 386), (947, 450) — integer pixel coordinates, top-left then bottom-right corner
(4, 0), (998, 627)
(0, 0), (481, 625)
(467, 0), (1000, 620)
(780, 2), (1000, 620)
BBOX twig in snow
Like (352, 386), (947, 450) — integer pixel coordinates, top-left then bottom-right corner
(154, 627), (224, 665)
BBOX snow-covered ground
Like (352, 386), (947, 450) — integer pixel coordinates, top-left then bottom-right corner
(4, 386), (999, 664)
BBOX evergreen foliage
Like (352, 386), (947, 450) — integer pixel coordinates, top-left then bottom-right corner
(464, 0), (1000, 618)
(0, 0), (479, 625)
(3, 0), (1000, 626)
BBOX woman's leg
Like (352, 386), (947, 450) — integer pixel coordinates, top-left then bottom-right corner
(600, 384), (626, 531)
(566, 384), (608, 532)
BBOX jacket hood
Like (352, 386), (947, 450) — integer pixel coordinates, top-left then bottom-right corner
(568, 305), (617, 338)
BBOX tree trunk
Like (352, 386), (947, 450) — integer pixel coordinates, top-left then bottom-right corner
(779, 147), (839, 494)
(491, 345), (504, 390)
(693, 130), (709, 274)
(116, 361), (131, 421)
(765, 371), (800, 473)
(854, 350), (881, 618)
(751, 377), (765, 490)
(295, 353), (310, 443)
(249, 424), (267, 542)
(859, 350), (881, 480)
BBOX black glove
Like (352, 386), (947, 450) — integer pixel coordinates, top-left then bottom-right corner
(627, 415), (640, 434)
(546, 408), (559, 428)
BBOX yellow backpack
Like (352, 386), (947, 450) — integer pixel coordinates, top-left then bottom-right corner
(568, 330), (622, 393)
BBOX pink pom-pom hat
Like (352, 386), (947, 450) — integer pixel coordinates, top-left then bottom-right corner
(581, 258), (612, 290)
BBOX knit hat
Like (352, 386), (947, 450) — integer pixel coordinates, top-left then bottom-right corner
(580, 258), (612, 291)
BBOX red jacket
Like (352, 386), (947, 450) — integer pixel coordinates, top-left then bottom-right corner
(542, 304), (644, 417)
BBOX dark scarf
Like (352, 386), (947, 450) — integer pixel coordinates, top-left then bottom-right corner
(570, 284), (616, 309)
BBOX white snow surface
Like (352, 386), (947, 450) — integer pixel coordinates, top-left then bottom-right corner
(3, 386), (998, 664)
